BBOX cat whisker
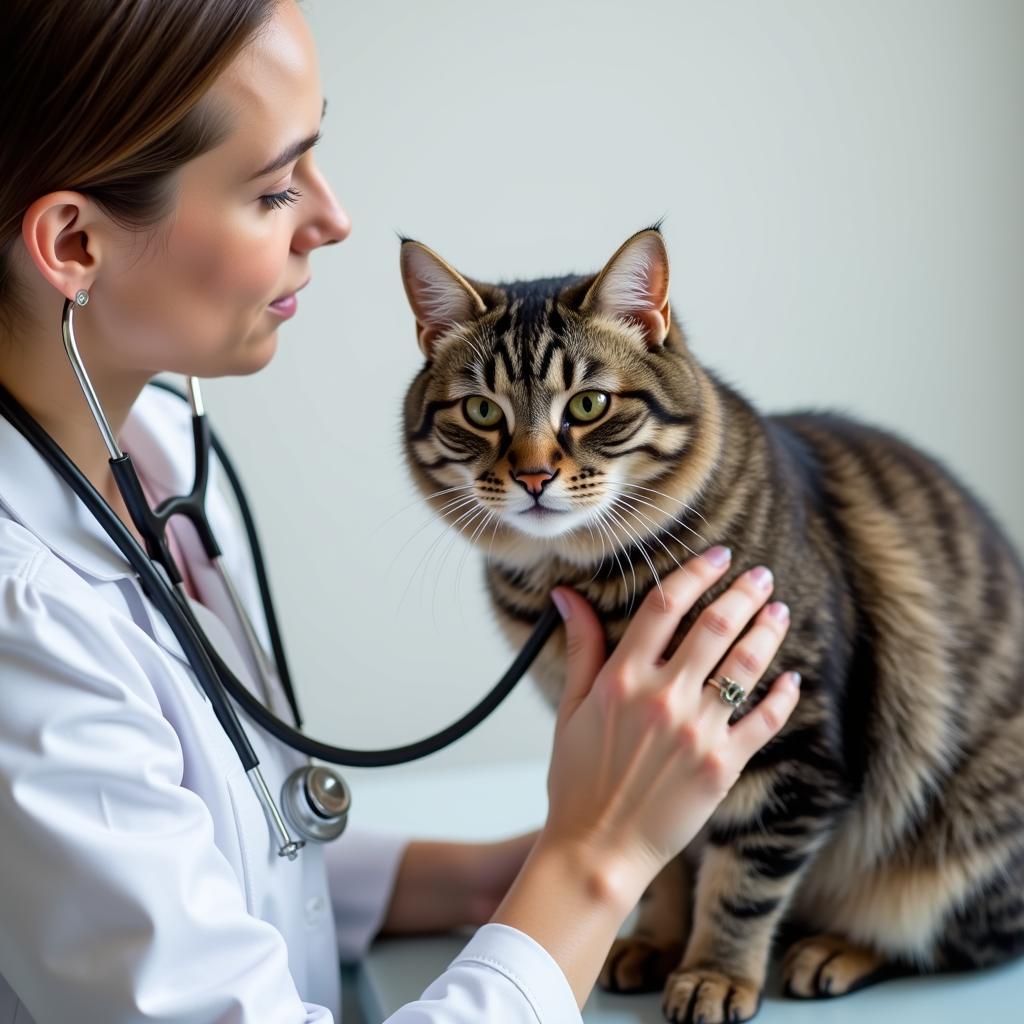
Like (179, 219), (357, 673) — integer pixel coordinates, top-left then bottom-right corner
(591, 507), (631, 613)
(404, 501), (481, 609)
(424, 482), (480, 502)
(484, 507), (503, 564)
(436, 505), (492, 629)
(601, 504), (644, 613)
(619, 482), (712, 545)
(609, 493), (704, 600)
(427, 504), (491, 630)
(611, 489), (702, 562)
(585, 509), (613, 577)
(619, 481), (710, 525)
(396, 497), (483, 614)
(386, 493), (481, 581)
(455, 508), (497, 611)
(609, 493), (687, 577)
(582, 518), (608, 584)
(604, 500), (665, 613)
(373, 483), (477, 542)
(567, 513), (607, 583)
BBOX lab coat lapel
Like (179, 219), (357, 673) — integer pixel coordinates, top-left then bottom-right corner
(0, 394), (138, 582)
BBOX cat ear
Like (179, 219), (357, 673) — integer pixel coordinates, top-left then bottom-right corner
(581, 227), (672, 349)
(400, 240), (487, 359)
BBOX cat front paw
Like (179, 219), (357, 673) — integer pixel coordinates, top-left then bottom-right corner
(661, 967), (762, 1023)
(782, 934), (894, 998)
(599, 936), (684, 993)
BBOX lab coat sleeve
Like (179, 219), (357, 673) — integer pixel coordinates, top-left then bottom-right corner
(323, 826), (410, 963)
(383, 923), (583, 1023)
(0, 567), (332, 1024)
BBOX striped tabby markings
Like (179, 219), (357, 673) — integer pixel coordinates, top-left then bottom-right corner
(816, 437), (962, 861)
(663, 840), (822, 1022)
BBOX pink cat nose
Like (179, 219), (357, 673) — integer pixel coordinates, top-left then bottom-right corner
(512, 469), (556, 496)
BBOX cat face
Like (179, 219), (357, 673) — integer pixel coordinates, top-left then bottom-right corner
(400, 228), (708, 551)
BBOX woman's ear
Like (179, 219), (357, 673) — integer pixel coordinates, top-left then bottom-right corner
(581, 226), (672, 350)
(399, 239), (487, 359)
(20, 191), (104, 303)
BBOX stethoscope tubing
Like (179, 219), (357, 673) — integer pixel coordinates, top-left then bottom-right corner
(149, 380), (563, 767)
(0, 372), (263, 771)
(0, 363), (561, 770)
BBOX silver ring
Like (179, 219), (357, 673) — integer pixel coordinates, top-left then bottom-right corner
(705, 675), (747, 708)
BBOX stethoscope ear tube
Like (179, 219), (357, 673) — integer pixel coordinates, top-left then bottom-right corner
(180, 385), (302, 727)
(0, 376), (260, 773)
(0, 374), (304, 857)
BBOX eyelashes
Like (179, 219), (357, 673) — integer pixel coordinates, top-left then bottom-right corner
(260, 186), (302, 211)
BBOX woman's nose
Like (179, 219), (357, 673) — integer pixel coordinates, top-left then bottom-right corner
(293, 164), (351, 251)
(319, 201), (351, 246)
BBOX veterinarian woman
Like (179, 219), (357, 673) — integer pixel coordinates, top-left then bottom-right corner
(0, 3), (801, 1021)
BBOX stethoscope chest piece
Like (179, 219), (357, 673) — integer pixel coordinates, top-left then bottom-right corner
(281, 765), (351, 843)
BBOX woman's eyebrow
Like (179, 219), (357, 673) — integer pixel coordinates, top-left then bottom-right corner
(247, 98), (328, 182)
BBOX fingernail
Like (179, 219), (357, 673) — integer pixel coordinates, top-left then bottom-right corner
(748, 566), (773, 589)
(551, 590), (571, 622)
(787, 671), (802, 688)
(705, 545), (732, 567)
(768, 601), (789, 622)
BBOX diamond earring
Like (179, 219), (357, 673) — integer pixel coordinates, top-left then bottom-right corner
(75, 289), (89, 307)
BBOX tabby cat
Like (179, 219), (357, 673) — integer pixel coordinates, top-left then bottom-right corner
(398, 226), (1024, 1023)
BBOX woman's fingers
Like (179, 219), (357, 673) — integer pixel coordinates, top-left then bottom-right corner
(550, 586), (607, 730)
(609, 546), (734, 670)
(727, 671), (802, 764)
(698, 599), (791, 721)
(663, 565), (776, 689)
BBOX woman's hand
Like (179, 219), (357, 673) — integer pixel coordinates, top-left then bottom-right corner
(382, 546), (798, 1012)
(490, 547), (799, 1005)
(542, 546), (799, 904)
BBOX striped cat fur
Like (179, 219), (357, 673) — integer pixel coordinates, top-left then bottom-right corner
(399, 227), (1024, 1023)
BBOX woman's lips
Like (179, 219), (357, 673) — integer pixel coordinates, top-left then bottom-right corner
(267, 277), (310, 319)
(267, 293), (297, 317)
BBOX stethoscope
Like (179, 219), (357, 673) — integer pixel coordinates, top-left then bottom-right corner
(0, 292), (560, 860)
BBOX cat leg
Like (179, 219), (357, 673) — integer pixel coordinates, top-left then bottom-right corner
(661, 833), (825, 1024)
(599, 854), (691, 993)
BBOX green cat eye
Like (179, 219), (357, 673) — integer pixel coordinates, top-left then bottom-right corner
(464, 395), (504, 428)
(566, 390), (609, 424)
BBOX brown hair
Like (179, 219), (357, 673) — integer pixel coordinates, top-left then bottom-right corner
(0, 0), (282, 327)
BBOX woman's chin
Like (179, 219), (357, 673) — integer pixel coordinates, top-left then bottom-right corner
(235, 327), (280, 375)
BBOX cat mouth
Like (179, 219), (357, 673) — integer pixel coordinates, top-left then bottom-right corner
(518, 504), (562, 517)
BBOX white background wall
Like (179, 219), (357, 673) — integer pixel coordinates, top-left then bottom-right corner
(203, 0), (1024, 791)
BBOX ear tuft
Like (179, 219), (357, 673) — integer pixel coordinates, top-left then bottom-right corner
(399, 240), (486, 358)
(582, 228), (671, 349)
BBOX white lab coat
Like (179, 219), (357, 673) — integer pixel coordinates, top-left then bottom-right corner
(0, 384), (582, 1023)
